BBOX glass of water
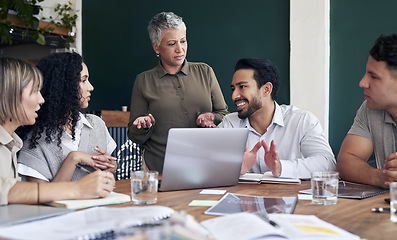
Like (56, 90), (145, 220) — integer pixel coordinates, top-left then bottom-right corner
(390, 182), (397, 222)
(130, 170), (159, 204)
(311, 171), (339, 205)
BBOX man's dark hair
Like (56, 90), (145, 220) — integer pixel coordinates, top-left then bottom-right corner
(370, 34), (397, 71)
(234, 58), (280, 100)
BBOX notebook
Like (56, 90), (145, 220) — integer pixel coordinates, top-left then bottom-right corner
(159, 128), (249, 191)
(46, 191), (131, 209)
(299, 180), (389, 199)
(0, 206), (174, 240)
(0, 204), (71, 227)
(239, 172), (301, 184)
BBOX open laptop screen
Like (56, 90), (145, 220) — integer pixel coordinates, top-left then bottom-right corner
(159, 128), (249, 191)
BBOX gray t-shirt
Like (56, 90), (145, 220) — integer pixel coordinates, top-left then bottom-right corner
(348, 101), (397, 168)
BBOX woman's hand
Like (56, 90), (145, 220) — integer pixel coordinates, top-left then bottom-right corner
(196, 112), (216, 128)
(73, 170), (115, 198)
(92, 146), (117, 173)
(133, 113), (156, 129)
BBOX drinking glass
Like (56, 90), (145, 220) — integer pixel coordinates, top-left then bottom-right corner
(311, 171), (339, 205)
(130, 171), (158, 204)
(389, 182), (397, 222)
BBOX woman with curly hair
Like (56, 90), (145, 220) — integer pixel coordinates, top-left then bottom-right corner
(17, 52), (117, 183)
(0, 57), (114, 205)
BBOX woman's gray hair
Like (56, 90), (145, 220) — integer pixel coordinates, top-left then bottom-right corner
(147, 12), (187, 47)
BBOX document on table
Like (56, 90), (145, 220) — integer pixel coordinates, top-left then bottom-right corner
(0, 206), (174, 240)
(201, 212), (361, 240)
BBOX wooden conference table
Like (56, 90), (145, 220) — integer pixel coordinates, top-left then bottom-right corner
(113, 179), (395, 240)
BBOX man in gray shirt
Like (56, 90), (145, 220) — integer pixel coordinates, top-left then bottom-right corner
(337, 33), (397, 188)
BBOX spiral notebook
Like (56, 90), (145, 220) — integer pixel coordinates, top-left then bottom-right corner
(299, 181), (389, 199)
(0, 206), (174, 240)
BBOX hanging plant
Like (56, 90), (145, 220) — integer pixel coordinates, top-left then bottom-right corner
(0, 0), (77, 48)
(46, 1), (78, 48)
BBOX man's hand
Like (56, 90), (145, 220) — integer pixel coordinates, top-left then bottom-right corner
(133, 113), (155, 129)
(384, 152), (397, 185)
(263, 140), (282, 177)
(240, 140), (264, 175)
(196, 112), (216, 128)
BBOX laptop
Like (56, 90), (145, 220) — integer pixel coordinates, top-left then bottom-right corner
(159, 128), (249, 191)
(0, 204), (72, 226)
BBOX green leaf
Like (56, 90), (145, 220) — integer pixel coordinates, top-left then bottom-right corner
(34, 32), (45, 45)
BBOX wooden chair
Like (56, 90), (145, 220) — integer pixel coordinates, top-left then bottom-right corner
(101, 110), (142, 180)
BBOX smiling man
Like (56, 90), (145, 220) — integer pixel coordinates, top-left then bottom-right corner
(337, 34), (397, 189)
(218, 58), (335, 179)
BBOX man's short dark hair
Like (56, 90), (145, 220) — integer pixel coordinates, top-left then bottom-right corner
(234, 58), (280, 100)
(370, 34), (397, 71)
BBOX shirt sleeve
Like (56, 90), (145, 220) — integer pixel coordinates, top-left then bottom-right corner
(0, 177), (17, 205)
(17, 164), (49, 181)
(279, 112), (336, 179)
(17, 145), (54, 181)
(348, 101), (372, 140)
(128, 75), (154, 144)
(207, 66), (229, 124)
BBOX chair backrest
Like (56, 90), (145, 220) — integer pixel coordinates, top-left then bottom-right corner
(108, 127), (142, 180)
(101, 110), (142, 180)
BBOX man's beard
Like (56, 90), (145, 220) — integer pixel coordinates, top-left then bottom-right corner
(237, 97), (262, 119)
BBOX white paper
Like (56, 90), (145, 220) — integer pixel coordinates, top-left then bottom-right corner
(201, 212), (286, 240)
(200, 189), (227, 195)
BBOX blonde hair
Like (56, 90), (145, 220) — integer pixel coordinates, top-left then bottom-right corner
(0, 57), (43, 125)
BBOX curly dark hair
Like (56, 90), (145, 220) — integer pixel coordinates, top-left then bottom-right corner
(17, 52), (83, 148)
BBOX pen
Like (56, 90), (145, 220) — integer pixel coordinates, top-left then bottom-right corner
(371, 207), (390, 213)
(254, 212), (280, 228)
(76, 164), (92, 174)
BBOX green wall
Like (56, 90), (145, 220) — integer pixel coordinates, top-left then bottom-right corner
(82, 0), (290, 113)
(82, 0), (397, 155)
(329, 0), (397, 154)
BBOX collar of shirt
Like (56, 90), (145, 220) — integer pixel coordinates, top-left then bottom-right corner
(155, 60), (189, 78)
(385, 111), (397, 127)
(243, 102), (285, 136)
(62, 113), (93, 152)
(0, 125), (22, 152)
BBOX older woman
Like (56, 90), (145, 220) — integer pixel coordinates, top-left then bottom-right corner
(128, 12), (229, 173)
(0, 57), (114, 205)
(17, 52), (117, 183)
